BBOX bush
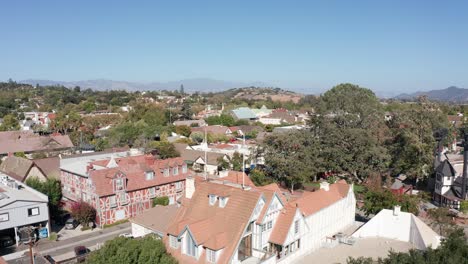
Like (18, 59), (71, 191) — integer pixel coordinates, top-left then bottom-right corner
(86, 235), (177, 264)
(460, 201), (468, 213)
(152, 196), (169, 207)
(70, 201), (96, 226)
(103, 219), (129, 229)
(250, 169), (273, 186)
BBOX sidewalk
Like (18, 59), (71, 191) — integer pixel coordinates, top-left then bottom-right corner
(3, 222), (130, 261)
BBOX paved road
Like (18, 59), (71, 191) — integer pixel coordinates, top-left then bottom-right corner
(5, 222), (131, 264)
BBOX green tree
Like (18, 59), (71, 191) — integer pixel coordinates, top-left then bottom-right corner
(263, 130), (322, 192)
(0, 114), (19, 131)
(249, 169), (272, 186)
(175, 125), (191, 137)
(231, 152), (244, 171)
(149, 142), (180, 159)
(25, 178), (63, 220)
(180, 101), (192, 120)
(362, 189), (418, 216)
(427, 207), (454, 236)
(310, 83), (390, 183)
(86, 235), (177, 264)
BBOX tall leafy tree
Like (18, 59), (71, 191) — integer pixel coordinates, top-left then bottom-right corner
(263, 130), (322, 192)
(310, 83), (390, 182)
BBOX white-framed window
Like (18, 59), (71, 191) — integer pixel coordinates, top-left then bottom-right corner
(267, 220), (272, 230)
(175, 181), (182, 190)
(28, 207), (39, 217)
(149, 187), (156, 198)
(145, 171), (155, 180)
(120, 194), (128, 204)
(206, 248), (216, 263)
(169, 235), (179, 248)
(185, 234), (197, 257)
(209, 194), (217, 205)
(294, 220), (299, 234)
(0, 213), (9, 222)
(109, 195), (117, 207)
(115, 178), (124, 191)
(219, 197), (228, 208)
(182, 164), (187, 173)
(164, 168), (170, 177)
(173, 166), (179, 175)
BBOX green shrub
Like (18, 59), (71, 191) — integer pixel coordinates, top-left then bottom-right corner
(48, 232), (58, 241)
(460, 201), (468, 213)
(152, 196), (169, 207)
(103, 219), (129, 229)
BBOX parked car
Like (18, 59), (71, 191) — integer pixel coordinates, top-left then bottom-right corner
(65, 218), (79, 230)
(119, 233), (133, 238)
(0, 235), (14, 248)
(74, 246), (90, 263)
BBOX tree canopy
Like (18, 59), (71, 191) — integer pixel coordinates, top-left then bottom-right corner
(86, 236), (177, 264)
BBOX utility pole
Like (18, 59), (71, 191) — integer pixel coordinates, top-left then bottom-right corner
(204, 127), (207, 181)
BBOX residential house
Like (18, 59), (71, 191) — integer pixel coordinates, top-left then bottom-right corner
(231, 107), (259, 121)
(176, 144), (230, 175)
(60, 151), (191, 226)
(0, 172), (50, 246)
(135, 178), (355, 264)
(0, 156), (59, 182)
(0, 131), (74, 157)
(390, 174), (413, 196)
(196, 105), (223, 119)
(191, 126), (233, 137)
(229, 126), (264, 137)
(433, 154), (467, 209)
(22, 112), (56, 129)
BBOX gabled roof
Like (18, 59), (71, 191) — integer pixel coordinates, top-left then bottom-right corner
(33, 157), (60, 179)
(268, 180), (350, 245)
(231, 107), (257, 119)
(166, 181), (262, 263)
(191, 125), (231, 135)
(436, 159), (457, 177)
(88, 155), (189, 196)
(0, 156), (34, 182)
(269, 205), (299, 245)
(0, 131), (74, 155)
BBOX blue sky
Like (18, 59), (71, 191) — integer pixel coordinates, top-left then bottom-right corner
(1, 0), (467, 94)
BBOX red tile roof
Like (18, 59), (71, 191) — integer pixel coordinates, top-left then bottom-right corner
(269, 180), (350, 245)
(166, 181), (262, 264)
(88, 155), (189, 197)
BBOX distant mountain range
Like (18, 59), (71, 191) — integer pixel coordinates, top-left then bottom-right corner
(395, 86), (468, 102)
(20, 78), (271, 93)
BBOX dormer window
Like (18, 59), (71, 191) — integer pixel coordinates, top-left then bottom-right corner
(209, 194), (217, 205)
(115, 178), (124, 191)
(145, 171), (155, 180)
(173, 166), (179, 175)
(219, 197), (228, 208)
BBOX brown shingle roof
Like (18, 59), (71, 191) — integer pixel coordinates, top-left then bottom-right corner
(130, 204), (179, 236)
(0, 131), (73, 155)
(191, 125), (231, 135)
(33, 157), (60, 179)
(0, 156), (34, 182)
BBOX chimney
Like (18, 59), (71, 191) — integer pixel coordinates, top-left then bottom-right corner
(393, 205), (401, 216)
(86, 164), (94, 173)
(319, 181), (330, 191)
(185, 176), (195, 199)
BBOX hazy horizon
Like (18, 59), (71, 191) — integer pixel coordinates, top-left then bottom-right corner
(1, 1), (467, 95)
